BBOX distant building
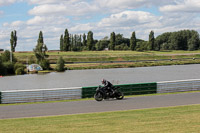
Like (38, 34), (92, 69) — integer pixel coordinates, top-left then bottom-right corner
(0, 49), (4, 52)
(27, 64), (43, 72)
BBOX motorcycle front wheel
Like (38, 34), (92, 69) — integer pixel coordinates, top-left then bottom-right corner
(94, 92), (103, 101)
(116, 91), (124, 100)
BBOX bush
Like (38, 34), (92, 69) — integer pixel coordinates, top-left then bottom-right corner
(135, 41), (149, 51)
(15, 67), (25, 75)
(40, 59), (50, 70)
(55, 56), (65, 72)
(28, 56), (36, 64)
(3, 62), (15, 75)
(1, 50), (17, 63)
(14, 63), (26, 75)
(0, 58), (6, 75)
(115, 43), (129, 51)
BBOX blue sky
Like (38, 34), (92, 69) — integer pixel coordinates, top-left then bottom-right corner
(1, 0), (200, 51)
(0, 2), (33, 23)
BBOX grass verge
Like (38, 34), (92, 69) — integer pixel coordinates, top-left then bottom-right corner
(0, 104), (200, 132)
(64, 60), (200, 70)
(15, 50), (200, 63)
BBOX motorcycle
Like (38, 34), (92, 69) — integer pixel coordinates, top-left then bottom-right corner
(94, 86), (124, 101)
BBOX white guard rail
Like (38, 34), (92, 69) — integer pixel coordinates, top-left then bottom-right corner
(1, 87), (82, 104)
(157, 79), (200, 93)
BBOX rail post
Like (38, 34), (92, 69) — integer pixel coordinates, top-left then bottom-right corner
(0, 91), (2, 104)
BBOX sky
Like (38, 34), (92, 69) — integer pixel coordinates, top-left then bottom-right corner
(0, 0), (200, 51)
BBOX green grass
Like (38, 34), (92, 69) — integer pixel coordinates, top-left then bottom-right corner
(14, 50), (200, 71)
(63, 59), (200, 70)
(0, 104), (200, 132)
(15, 50), (200, 63)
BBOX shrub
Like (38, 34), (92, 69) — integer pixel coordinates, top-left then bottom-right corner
(115, 43), (129, 51)
(1, 50), (17, 63)
(3, 62), (15, 75)
(14, 63), (26, 75)
(28, 56), (36, 64)
(15, 67), (25, 75)
(40, 59), (50, 70)
(0, 58), (6, 75)
(56, 56), (65, 72)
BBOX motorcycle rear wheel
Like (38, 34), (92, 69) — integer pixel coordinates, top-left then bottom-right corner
(94, 92), (103, 101)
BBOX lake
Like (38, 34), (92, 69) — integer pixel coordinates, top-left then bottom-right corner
(1, 64), (200, 91)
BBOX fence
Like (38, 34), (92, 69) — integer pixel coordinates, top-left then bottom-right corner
(1, 87), (82, 104)
(1, 79), (200, 104)
(82, 83), (157, 98)
(157, 79), (200, 93)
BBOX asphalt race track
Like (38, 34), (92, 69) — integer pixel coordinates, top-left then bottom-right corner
(0, 92), (200, 119)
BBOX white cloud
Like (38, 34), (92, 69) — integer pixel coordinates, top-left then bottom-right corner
(160, 0), (200, 13)
(96, 0), (174, 11)
(28, 0), (80, 5)
(10, 21), (24, 27)
(0, 0), (16, 6)
(98, 11), (158, 27)
(28, 1), (99, 16)
(26, 15), (70, 26)
(29, 4), (66, 16)
(70, 23), (93, 33)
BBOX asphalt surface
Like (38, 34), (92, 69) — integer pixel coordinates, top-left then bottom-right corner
(0, 92), (200, 119)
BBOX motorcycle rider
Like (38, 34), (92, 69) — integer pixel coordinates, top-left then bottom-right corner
(101, 79), (114, 95)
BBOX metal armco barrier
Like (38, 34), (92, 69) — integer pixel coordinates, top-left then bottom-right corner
(82, 83), (157, 98)
(157, 79), (200, 93)
(115, 83), (157, 96)
(1, 79), (200, 104)
(1, 87), (82, 104)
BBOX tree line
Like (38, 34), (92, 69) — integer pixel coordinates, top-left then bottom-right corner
(59, 29), (200, 52)
(5, 29), (200, 53)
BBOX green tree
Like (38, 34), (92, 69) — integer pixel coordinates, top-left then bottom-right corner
(56, 56), (65, 72)
(155, 30), (200, 51)
(38, 31), (44, 44)
(135, 41), (149, 51)
(114, 34), (130, 47)
(71, 34), (82, 51)
(0, 56), (6, 75)
(60, 34), (64, 51)
(87, 31), (94, 50)
(3, 62), (15, 75)
(1, 50), (17, 63)
(155, 32), (171, 50)
(83, 33), (86, 47)
(95, 40), (109, 51)
(188, 33), (200, 51)
(130, 31), (136, 51)
(109, 32), (115, 50)
(63, 29), (70, 51)
(33, 31), (50, 70)
(115, 43), (129, 50)
(149, 30), (155, 50)
(10, 30), (17, 52)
